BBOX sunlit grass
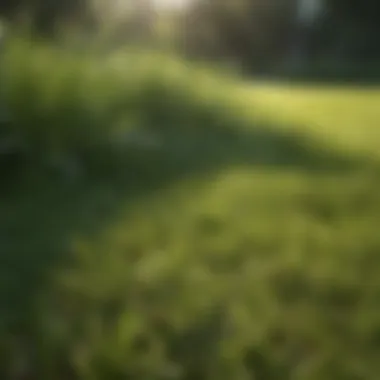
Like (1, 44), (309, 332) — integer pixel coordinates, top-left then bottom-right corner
(246, 83), (380, 157)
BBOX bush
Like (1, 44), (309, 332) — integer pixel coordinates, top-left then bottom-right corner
(0, 36), (244, 179)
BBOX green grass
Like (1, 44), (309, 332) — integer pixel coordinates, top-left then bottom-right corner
(1, 38), (380, 379)
(247, 83), (380, 158)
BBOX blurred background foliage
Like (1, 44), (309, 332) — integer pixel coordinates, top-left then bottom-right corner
(1, 0), (379, 75)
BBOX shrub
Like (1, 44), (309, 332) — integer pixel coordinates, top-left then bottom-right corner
(0, 37), (244, 179)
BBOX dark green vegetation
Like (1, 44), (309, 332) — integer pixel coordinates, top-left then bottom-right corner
(182, 0), (380, 77)
(1, 39), (380, 379)
(2, 0), (380, 80)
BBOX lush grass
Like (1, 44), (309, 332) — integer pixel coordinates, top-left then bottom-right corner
(1, 38), (380, 379)
(246, 83), (380, 158)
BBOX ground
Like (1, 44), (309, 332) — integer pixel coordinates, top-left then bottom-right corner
(1, 79), (380, 379)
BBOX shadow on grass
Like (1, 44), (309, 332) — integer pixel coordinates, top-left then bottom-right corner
(262, 63), (380, 87)
(0, 118), (377, 354)
(255, 75), (380, 88)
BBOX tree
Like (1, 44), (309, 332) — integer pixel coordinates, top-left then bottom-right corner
(180, 0), (380, 72)
(321, 0), (380, 60)
(0, 0), (95, 35)
(181, 0), (298, 72)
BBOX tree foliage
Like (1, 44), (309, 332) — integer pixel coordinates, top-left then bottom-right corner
(182, 0), (297, 71)
(180, 0), (380, 72)
(0, 0), (95, 34)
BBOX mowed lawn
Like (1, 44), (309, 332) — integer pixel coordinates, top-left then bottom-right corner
(247, 83), (380, 158)
(2, 80), (380, 379)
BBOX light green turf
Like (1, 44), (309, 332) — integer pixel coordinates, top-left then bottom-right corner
(245, 83), (380, 157)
